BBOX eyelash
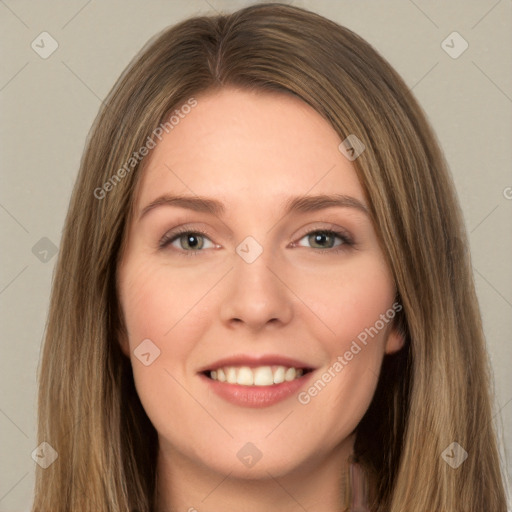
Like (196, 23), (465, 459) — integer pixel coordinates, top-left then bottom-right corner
(158, 226), (354, 257)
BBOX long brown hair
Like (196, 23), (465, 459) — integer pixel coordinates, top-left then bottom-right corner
(33, 3), (508, 511)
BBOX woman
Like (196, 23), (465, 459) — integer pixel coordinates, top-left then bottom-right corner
(32, 3), (508, 511)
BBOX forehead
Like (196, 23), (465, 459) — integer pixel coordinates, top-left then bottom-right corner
(136, 87), (365, 212)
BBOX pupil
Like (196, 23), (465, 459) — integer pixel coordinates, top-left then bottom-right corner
(187, 235), (199, 248)
(315, 233), (328, 246)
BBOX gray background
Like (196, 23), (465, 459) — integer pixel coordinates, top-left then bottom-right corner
(1, 1), (511, 510)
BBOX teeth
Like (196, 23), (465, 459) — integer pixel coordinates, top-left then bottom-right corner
(237, 367), (254, 385)
(253, 366), (273, 386)
(273, 366), (285, 384)
(285, 367), (297, 382)
(208, 365), (306, 386)
(226, 367), (237, 384)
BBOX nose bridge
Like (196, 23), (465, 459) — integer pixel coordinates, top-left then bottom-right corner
(219, 234), (293, 328)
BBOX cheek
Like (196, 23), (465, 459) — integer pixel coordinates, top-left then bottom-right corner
(119, 256), (225, 383)
(118, 260), (207, 442)
(296, 251), (395, 351)
(118, 260), (196, 409)
(119, 259), (209, 350)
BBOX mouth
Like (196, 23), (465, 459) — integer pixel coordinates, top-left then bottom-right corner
(197, 355), (316, 408)
(202, 365), (314, 386)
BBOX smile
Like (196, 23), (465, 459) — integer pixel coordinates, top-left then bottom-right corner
(200, 366), (315, 408)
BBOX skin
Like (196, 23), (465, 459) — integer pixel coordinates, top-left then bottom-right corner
(117, 87), (404, 512)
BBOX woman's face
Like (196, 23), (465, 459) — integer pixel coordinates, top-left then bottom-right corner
(117, 87), (403, 479)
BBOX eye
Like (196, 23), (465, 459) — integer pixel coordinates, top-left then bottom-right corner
(159, 228), (215, 255)
(294, 229), (353, 253)
(158, 226), (354, 256)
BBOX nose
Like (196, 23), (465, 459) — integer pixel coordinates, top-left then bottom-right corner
(219, 245), (294, 331)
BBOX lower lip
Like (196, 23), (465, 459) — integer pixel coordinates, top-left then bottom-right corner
(199, 372), (314, 408)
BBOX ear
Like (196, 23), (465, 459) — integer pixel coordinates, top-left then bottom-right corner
(384, 325), (405, 355)
(117, 326), (131, 358)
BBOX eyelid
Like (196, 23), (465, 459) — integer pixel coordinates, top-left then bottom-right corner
(158, 225), (216, 250)
(292, 222), (353, 244)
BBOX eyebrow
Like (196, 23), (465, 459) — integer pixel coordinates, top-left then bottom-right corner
(138, 193), (369, 221)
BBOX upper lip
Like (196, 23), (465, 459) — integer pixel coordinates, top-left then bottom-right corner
(198, 354), (316, 373)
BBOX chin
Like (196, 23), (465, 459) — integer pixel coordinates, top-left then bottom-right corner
(195, 437), (317, 480)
